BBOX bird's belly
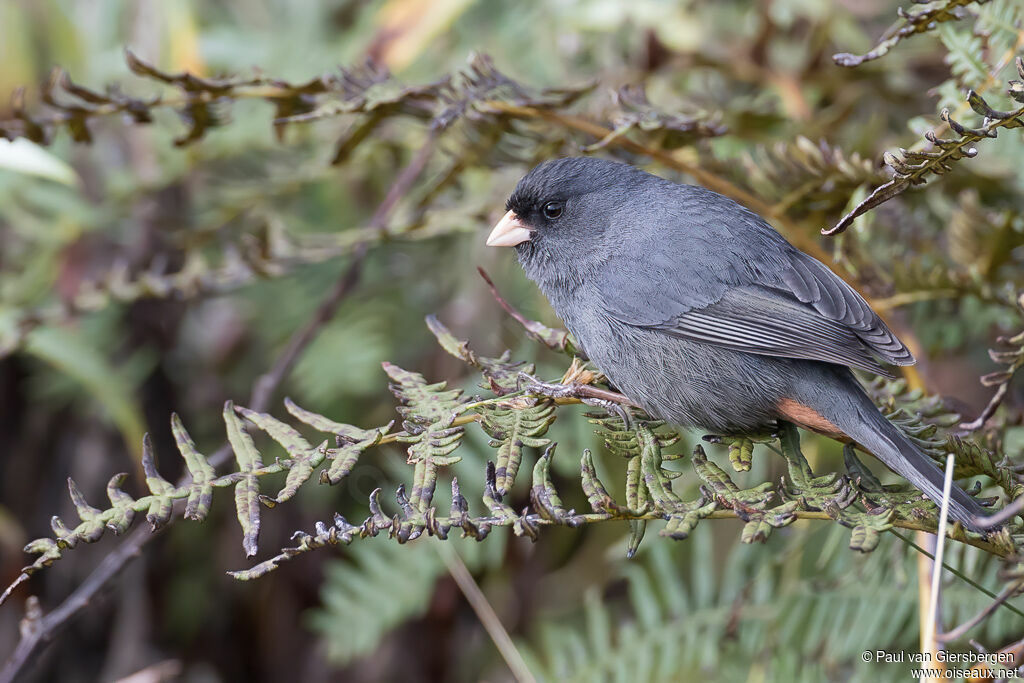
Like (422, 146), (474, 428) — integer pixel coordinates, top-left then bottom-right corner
(572, 321), (790, 433)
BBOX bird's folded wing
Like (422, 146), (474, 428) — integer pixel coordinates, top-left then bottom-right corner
(656, 287), (896, 376)
(597, 247), (913, 375)
(769, 250), (912, 366)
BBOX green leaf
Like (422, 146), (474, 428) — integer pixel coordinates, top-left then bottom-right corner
(170, 413), (215, 521)
(235, 405), (327, 506)
(224, 401), (263, 557)
(477, 398), (556, 496)
(426, 314), (534, 392)
(321, 428), (388, 486)
(692, 446), (797, 543)
(382, 361), (468, 427)
(285, 397), (389, 441)
(580, 449), (623, 515)
(141, 434), (175, 529)
(530, 444), (580, 525)
(104, 473), (136, 534)
(66, 478), (105, 542)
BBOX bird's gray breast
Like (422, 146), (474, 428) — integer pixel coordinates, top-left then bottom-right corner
(561, 287), (789, 433)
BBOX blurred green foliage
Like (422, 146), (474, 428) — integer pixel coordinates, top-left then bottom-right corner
(2, 1), (1024, 682)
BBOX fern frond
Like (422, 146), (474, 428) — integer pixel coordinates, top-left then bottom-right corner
(311, 539), (445, 665)
(384, 361), (468, 428)
(478, 400), (556, 497)
(940, 22), (991, 86)
(692, 446), (798, 544)
(833, 0), (989, 68)
(738, 137), (886, 215)
(526, 524), (1018, 682)
(582, 84), (725, 152)
(0, 398), (390, 603)
(825, 56), (1024, 235)
(426, 314), (534, 393)
(5, 317), (1019, 606)
(976, 0), (1024, 61)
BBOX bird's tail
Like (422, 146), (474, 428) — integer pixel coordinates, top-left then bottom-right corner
(792, 366), (988, 533)
(828, 387), (987, 533)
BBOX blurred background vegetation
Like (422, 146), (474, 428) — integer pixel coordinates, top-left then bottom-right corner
(1, 0), (1023, 681)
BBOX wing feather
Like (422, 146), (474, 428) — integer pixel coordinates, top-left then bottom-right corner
(596, 246), (913, 375)
(663, 288), (896, 376)
(769, 252), (913, 365)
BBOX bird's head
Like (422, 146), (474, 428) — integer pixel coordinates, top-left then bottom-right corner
(487, 157), (655, 288)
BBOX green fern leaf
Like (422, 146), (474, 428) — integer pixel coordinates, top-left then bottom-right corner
(530, 444), (581, 525)
(478, 398), (556, 496)
(224, 401), (264, 557)
(281, 398), (392, 486)
(976, 0), (1024, 64)
(385, 362), (470, 514)
(284, 396), (390, 441)
(940, 23), (990, 86)
(322, 428), (389, 486)
(382, 361), (468, 428)
(234, 405), (328, 506)
(580, 448), (625, 515)
(65, 478), (105, 543)
(693, 446), (798, 542)
(170, 413), (215, 521)
(141, 434), (175, 530)
(103, 473), (136, 534)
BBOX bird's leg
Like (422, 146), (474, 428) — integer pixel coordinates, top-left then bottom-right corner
(517, 372), (635, 428)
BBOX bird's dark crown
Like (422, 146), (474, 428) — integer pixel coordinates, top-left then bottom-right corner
(506, 157), (649, 218)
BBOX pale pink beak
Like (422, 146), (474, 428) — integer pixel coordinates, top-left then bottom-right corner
(486, 210), (533, 247)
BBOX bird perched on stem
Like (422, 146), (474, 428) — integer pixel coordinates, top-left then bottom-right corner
(486, 156), (986, 532)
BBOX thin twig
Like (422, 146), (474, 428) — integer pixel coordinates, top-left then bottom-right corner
(974, 495), (1024, 530)
(249, 245), (368, 414)
(1, 521), (157, 683)
(959, 383), (1010, 433)
(435, 543), (536, 683)
(477, 267), (540, 337)
(936, 578), (1024, 643)
(885, 530), (1024, 620)
(0, 140), (437, 682)
(476, 267), (578, 356)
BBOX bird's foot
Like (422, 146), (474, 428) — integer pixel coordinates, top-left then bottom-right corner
(581, 397), (633, 430)
(518, 372), (633, 429)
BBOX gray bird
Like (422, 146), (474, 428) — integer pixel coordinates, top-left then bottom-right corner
(486, 156), (986, 531)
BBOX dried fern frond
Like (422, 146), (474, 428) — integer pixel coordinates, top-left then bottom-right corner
(825, 57), (1024, 235)
(3, 314), (1019, 606)
(960, 294), (1024, 434)
(833, 0), (989, 68)
(582, 84), (725, 152)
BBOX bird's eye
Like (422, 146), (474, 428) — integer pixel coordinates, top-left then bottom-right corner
(542, 201), (563, 220)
